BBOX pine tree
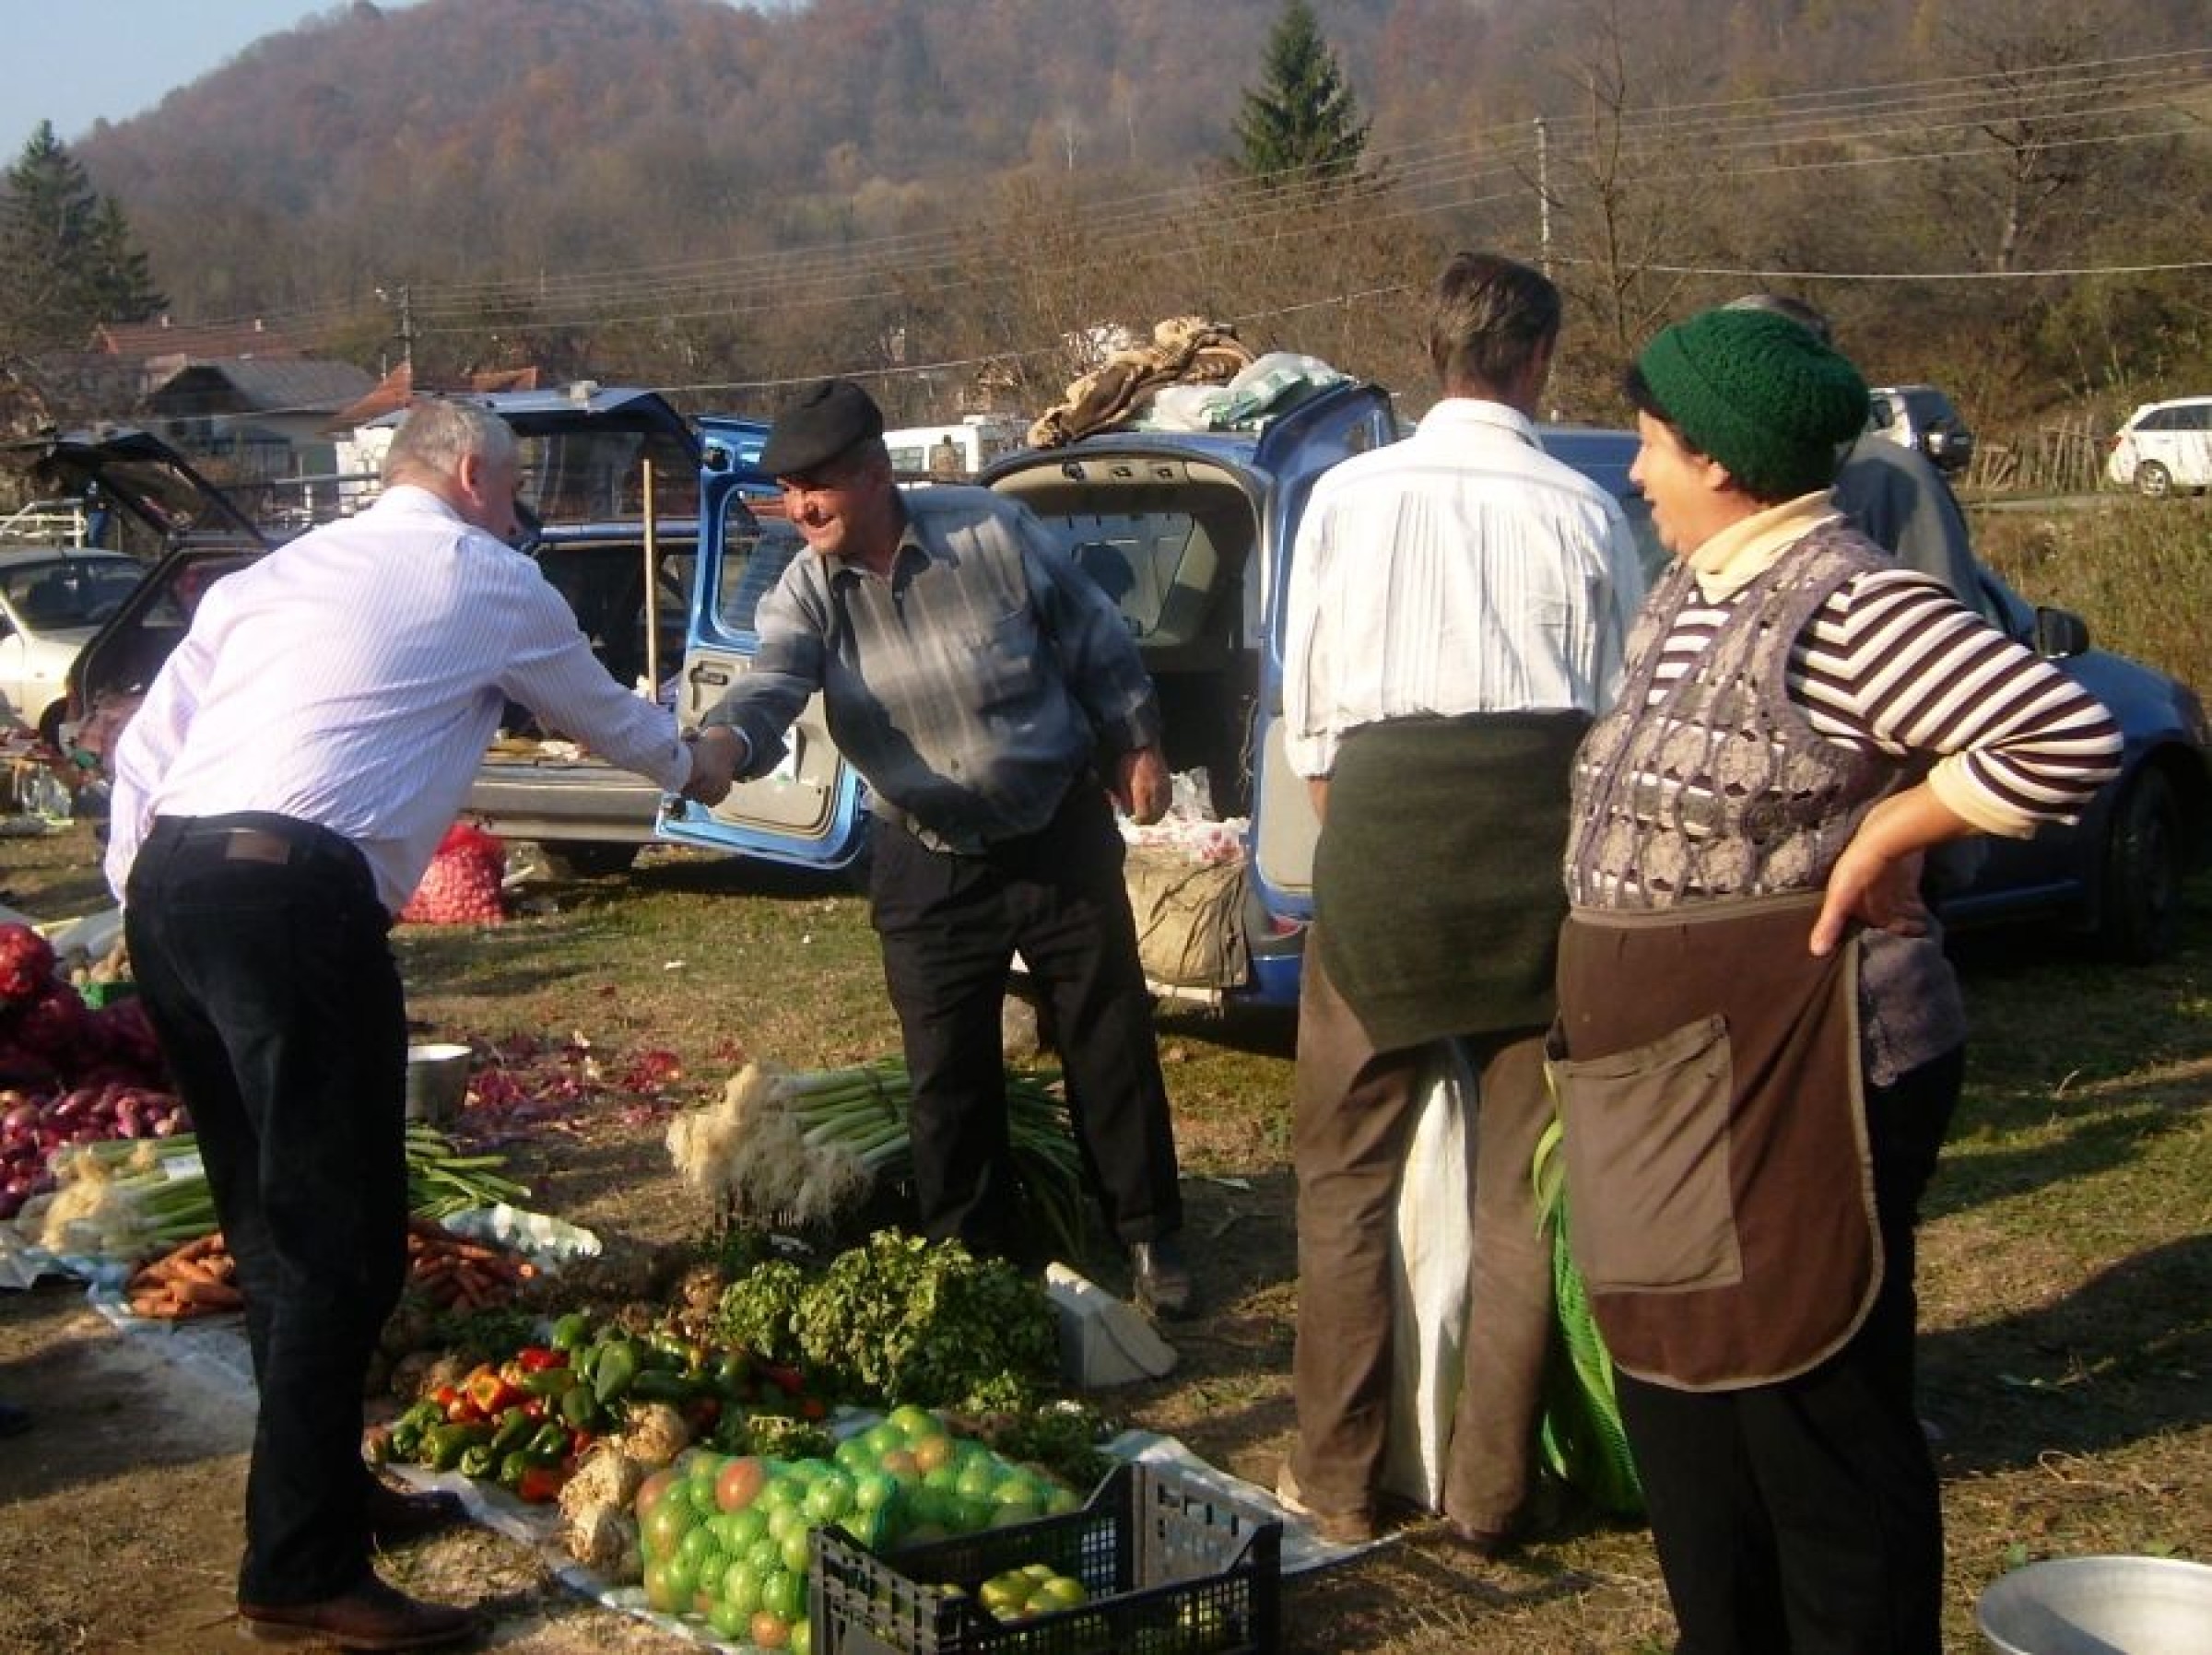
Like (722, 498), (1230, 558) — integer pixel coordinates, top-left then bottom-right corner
(1229, 0), (1371, 194)
(0, 122), (166, 353)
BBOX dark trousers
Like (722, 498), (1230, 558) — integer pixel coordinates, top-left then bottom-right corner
(124, 813), (408, 1606)
(1288, 938), (1556, 1530)
(1615, 1047), (1964, 1655)
(868, 784), (1182, 1261)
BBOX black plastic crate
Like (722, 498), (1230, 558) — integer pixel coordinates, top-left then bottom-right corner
(811, 1461), (1281, 1655)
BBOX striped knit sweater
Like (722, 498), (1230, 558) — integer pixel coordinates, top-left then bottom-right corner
(1565, 518), (2122, 1081)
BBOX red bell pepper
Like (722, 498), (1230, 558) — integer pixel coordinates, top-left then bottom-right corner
(516, 1461), (571, 1504)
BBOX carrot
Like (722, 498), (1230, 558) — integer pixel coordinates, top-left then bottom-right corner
(171, 1278), (243, 1309)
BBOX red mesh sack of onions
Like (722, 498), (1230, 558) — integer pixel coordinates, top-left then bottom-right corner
(399, 824), (509, 925)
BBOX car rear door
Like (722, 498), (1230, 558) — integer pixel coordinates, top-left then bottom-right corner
(653, 418), (869, 871)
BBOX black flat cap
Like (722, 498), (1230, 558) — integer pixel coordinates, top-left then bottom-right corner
(759, 379), (885, 477)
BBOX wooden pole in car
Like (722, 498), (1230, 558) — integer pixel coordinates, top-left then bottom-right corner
(641, 457), (659, 699)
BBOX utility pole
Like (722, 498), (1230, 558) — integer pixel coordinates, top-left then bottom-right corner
(1534, 117), (1552, 277)
(374, 284), (416, 373)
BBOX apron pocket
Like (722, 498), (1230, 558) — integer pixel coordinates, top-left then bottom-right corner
(1551, 1014), (1742, 1295)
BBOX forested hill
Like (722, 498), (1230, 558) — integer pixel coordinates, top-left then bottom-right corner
(55, 0), (2212, 426)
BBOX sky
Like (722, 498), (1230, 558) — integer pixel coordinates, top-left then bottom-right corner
(3, 2), (420, 147)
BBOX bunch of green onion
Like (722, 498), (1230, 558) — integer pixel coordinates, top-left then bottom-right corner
(669, 1058), (1091, 1258)
(28, 1136), (214, 1260)
(22, 1129), (530, 1260)
(403, 1121), (533, 1217)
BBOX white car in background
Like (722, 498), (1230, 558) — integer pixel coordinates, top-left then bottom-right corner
(2106, 395), (2212, 498)
(0, 546), (145, 744)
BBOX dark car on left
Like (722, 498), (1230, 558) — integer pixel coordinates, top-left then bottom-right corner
(6, 387), (717, 877)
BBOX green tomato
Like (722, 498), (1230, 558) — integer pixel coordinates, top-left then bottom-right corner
(1032, 1574), (1088, 1611)
(744, 1536), (784, 1577)
(677, 1523), (724, 1571)
(760, 1567), (806, 1623)
(789, 1617), (813, 1655)
(779, 1526), (812, 1577)
(706, 1594), (752, 1641)
(641, 1495), (698, 1558)
(851, 1471), (898, 1514)
(713, 1506), (770, 1555)
(886, 1403), (939, 1439)
(803, 1472), (853, 1524)
(660, 1547), (701, 1607)
(767, 1501), (812, 1544)
(718, 1557), (765, 1619)
(642, 1556), (685, 1615)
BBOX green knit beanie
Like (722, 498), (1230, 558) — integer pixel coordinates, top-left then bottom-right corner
(1635, 308), (1870, 499)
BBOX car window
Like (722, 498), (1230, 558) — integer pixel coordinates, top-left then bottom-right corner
(714, 505), (806, 634)
(1029, 511), (1225, 646)
(0, 557), (142, 629)
(532, 539), (695, 696)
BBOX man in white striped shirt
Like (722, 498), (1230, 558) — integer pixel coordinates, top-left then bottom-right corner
(1275, 252), (1644, 1552)
(103, 400), (738, 1650)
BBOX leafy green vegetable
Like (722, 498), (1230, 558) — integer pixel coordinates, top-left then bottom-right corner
(714, 1256), (808, 1364)
(948, 1396), (1116, 1493)
(716, 1231), (1056, 1409)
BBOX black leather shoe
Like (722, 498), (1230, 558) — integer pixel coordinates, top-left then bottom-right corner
(1129, 1235), (1193, 1318)
(365, 1478), (470, 1546)
(239, 1574), (482, 1649)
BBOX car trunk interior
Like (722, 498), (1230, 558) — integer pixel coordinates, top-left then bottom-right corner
(993, 463), (1261, 824)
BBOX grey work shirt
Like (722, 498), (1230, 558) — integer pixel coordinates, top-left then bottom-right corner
(704, 486), (1162, 854)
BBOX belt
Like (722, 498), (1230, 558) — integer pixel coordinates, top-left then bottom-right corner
(159, 813), (367, 876)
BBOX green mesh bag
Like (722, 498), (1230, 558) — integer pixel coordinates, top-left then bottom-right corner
(1533, 1115), (1644, 1516)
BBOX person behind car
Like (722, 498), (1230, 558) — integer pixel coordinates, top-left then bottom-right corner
(696, 379), (1194, 1316)
(101, 397), (740, 1653)
(1275, 251), (1645, 1549)
(1552, 307), (2120, 1654)
(1723, 292), (1983, 613)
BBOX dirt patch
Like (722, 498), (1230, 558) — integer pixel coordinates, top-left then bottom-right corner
(6, 820), (2208, 1655)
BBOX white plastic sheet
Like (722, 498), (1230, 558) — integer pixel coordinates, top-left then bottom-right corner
(1378, 1043), (1477, 1512)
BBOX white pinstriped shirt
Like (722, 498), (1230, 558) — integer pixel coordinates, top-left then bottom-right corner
(104, 486), (694, 912)
(1283, 399), (1646, 778)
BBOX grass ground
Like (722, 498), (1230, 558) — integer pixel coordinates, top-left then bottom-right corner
(6, 817), (2205, 1652)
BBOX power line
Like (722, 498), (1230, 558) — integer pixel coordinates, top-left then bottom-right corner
(154, 49), (2209, 350)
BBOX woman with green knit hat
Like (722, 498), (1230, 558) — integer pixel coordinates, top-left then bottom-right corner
(1547, 308), (2123, 1654)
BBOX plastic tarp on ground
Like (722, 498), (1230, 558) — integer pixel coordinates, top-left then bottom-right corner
(5, 1205), (1377, 1655)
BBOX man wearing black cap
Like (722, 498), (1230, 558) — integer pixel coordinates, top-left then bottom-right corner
(698, 379), (1192, 1315)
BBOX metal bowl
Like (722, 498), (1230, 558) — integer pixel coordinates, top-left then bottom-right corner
(404, 1042), (472, 1126)
(1978, 1555), (2212, 1655)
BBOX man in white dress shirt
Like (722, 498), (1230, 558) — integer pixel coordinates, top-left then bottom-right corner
(1275, 252), (1644, 1550)
(104, 399), (737, 1650)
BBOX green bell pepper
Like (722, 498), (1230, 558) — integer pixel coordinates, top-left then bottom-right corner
(591, 1338), (639, 1406)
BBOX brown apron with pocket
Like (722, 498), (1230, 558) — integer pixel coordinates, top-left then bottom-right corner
(1548, 892), (1882, 1391)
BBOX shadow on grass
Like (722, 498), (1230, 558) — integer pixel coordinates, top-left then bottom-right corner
(1926, 1084), (2207, 1226)
(1923, 1232), (2212, 1476)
